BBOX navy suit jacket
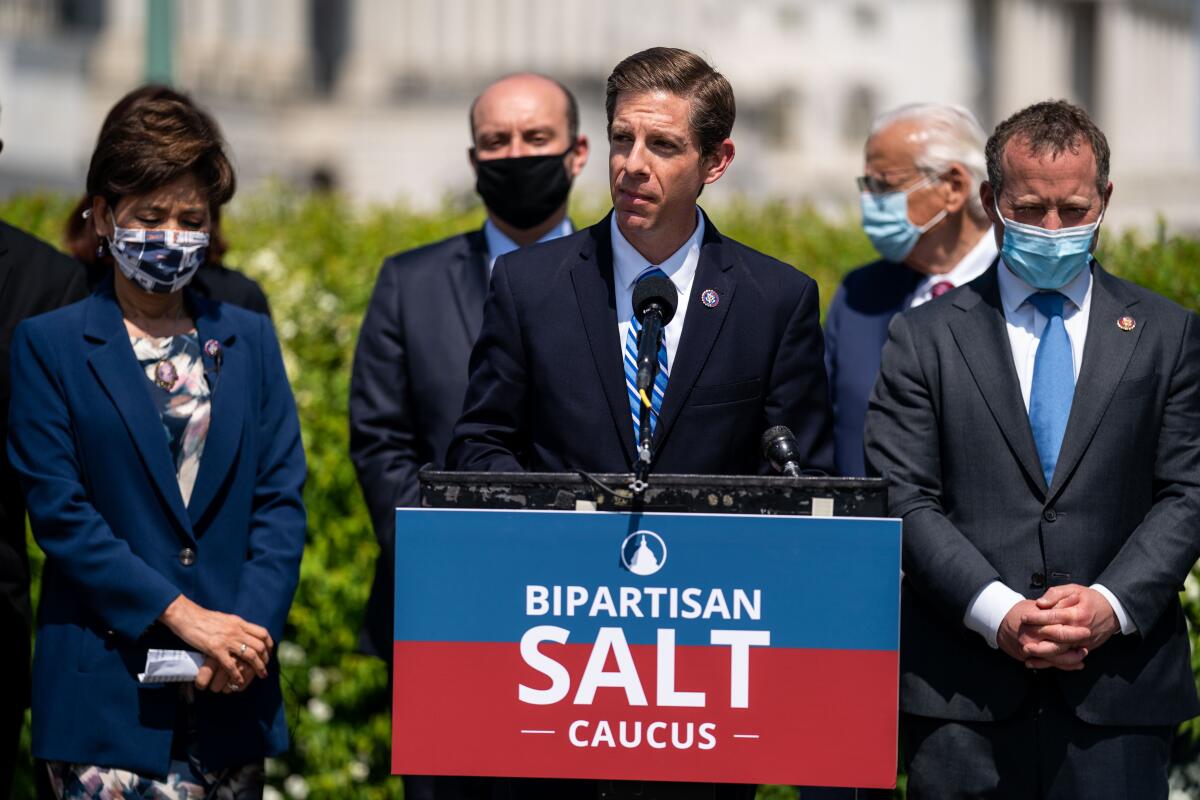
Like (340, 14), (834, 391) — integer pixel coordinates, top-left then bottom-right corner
(8, 282), (307, 775)
(823, 258), (920, 477)
(0, 221), (88, 709)
(349, 229), (489, 659)
(447, 212), (835, 475)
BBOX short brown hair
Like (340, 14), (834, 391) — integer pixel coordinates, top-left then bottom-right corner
(985, 99), (1110, 197)
(86, 94), (236, 211)
(605, 47), (735, 158)
(70, 85), (231, 267)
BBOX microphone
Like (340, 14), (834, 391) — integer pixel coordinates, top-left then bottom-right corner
(632, 275), (678, 393)
(629, 275), (677, 493)
(761, 425), (804, 477)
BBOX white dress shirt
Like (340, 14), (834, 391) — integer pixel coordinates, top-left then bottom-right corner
(484, 216), (574, 272)
(907, 230), (998, 308)
(610, 209), (705, 372)
(963, 260), (1135, 647)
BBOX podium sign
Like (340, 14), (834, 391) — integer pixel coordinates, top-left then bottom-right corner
(392, 508), (901, 788)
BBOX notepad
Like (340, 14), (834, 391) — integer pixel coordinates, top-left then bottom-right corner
(137, 648), (206, 684)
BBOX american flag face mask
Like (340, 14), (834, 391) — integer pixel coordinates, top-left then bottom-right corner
(108, 213), (210, 294)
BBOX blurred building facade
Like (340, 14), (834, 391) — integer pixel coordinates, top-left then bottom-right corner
(0, 0), (1196, 231)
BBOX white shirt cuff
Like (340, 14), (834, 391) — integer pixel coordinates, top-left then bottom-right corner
(963, 581), (1025, 648)
(1091, 583), (1136, 635)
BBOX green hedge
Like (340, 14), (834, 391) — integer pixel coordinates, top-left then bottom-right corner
(4, 191), (1199, 800)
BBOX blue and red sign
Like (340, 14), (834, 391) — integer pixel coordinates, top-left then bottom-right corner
(393, 509), (901, 788)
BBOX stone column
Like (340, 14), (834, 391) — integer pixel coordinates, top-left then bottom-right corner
(88, 0), (145, 90)
(338, 0), (405, 104)
(991, 0), (1074, 121)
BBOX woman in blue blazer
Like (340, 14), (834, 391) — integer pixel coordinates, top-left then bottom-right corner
(8, 94), (305, 798)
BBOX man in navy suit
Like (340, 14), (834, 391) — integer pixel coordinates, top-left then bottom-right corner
(448, 47), (833, 480)
(825, 103), (995, 476)
(349, 72), (588, 800)
(447, 46), (832, 799)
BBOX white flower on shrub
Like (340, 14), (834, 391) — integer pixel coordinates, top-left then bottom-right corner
(278, 641), (306, 666)
(317, 292), (338, 313)
(307, 697), (333, 722)
(308, 667), (328, 695)
(1186, 570), (1200, 602)
(349, 760), (370, 782)
(263, 786), (284, 800)
(283, 775), (310, 800)
(247, 248), (286, 280)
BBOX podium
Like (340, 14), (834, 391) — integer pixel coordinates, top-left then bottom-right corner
(392, 470), (900, 789)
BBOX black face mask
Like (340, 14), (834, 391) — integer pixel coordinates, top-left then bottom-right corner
(474, 145), (575, 230)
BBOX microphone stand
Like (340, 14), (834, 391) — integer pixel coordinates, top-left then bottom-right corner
(631, 391), (653, 494)
(630, 310), (665, 495)
(626, 276), (676, 496)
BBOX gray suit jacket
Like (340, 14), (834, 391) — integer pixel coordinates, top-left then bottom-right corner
(864, 261), (1200, 726)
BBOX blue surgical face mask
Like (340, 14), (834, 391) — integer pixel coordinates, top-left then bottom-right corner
(860, 175), (948, 263)
(108, 212), (209, 294)
(994, 197), (1103, 290)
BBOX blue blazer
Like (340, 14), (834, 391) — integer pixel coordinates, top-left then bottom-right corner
(447, 211), (835, 475)
(8, 282), (306, 775)
(823, 258), (920, 477)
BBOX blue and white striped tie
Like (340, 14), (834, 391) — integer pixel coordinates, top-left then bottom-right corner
(625, 268), (671, 447)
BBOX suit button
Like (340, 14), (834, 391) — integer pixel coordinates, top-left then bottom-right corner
(1043, 508), (1057, 522)
(179, 548), (196, 566)
(1031, 572), (1046, 588)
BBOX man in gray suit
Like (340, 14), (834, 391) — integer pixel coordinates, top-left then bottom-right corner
(865, 99), (1200, 798)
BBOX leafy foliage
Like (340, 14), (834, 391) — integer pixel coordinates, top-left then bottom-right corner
(4, 191), (1199, 800)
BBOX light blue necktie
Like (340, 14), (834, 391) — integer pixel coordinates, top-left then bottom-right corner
(625, 268), (671, 446)
(1027, 291), (1074, 486)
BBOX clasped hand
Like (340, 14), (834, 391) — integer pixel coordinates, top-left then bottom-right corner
(996, 584), (1119, 671)
(160, 595), (273, 693)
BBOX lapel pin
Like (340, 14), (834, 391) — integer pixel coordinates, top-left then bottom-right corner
(1117, 316), (1136, 332)
(204, 339), (222, 358)
(700, 289), (719, 308)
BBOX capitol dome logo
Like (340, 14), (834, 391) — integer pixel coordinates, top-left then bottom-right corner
(621, 530), (667, 576)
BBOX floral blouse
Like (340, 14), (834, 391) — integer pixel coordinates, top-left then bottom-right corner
(131, 332), (211, 505)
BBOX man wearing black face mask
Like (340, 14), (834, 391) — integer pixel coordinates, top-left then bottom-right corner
(348, 72), (587, 800)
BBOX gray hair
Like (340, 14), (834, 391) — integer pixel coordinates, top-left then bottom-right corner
(868, 102), (989, 223)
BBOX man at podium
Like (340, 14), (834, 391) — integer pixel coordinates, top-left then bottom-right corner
(447, 46), (834, 480)
(446, 46), (835, 800)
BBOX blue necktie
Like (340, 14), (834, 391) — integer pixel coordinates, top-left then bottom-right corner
(625, 268), (671, 446)
(1027, 292), (1074, 486)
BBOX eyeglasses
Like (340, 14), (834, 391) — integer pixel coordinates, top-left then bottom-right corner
(856, 169), (934, 195)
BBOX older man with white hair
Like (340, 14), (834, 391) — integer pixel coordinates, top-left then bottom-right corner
(824, 102), (996, 476)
